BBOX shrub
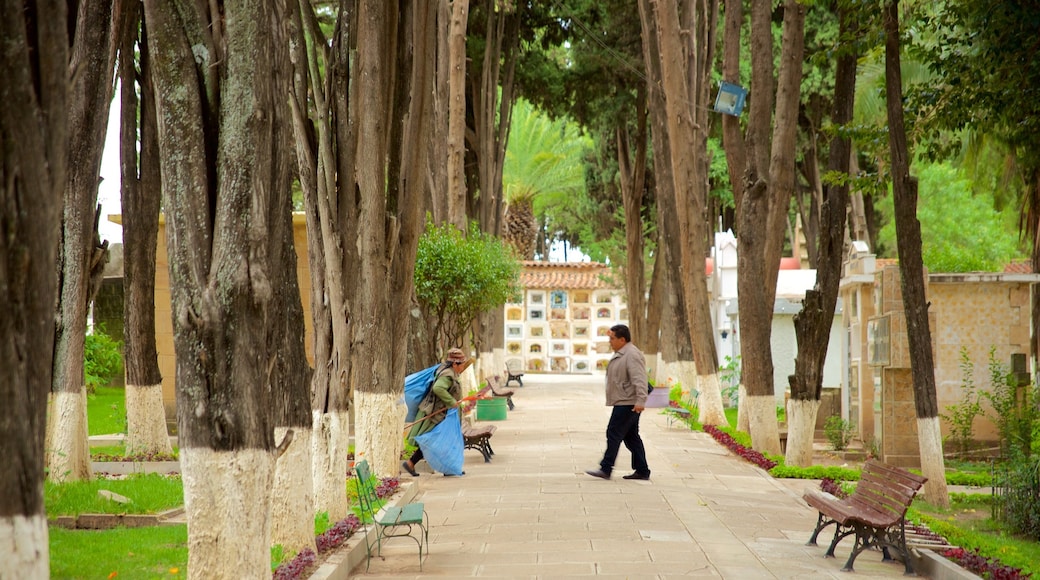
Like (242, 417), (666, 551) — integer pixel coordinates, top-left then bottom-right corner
(84, 325), (123, 395)
(994, 453), (1040, 541)
(982, 348), (1038, 458)
(718, 356), (741, 408)
(823, 415), (854, 451)
(941, 347), (983, 454)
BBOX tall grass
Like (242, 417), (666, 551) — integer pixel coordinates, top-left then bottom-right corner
(46, 473), (183, 517)
(50, 525), (188, 579)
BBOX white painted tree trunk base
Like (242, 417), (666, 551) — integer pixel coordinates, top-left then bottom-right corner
(736, 385), (749, 432)
(45, 390), (92, 482)
(784, 399), (820, 467)
(0, 515), (48, 579)
(312, 410), (350, 521)
(271, 426), (316, 555)
(746, 394), (782, 455)
(696, 373), (727, 427)
(918, 416), (950, 508)
(125, 382), (173, 455)
(354, 391), (403, 477)
(181, 448), (274, 580)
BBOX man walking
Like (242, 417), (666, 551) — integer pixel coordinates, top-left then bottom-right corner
(586, 324), (651, 480)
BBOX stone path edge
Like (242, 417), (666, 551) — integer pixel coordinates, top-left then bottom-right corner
(306, 480), (420, 580)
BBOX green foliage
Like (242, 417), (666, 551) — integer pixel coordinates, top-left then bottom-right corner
(941, 347), (984, 454)
(718, 355), (741, 408)
(909, 510), (1040, 577)
(768, 464), (861, 482)
(994, 454), (1040, 541)
(916, 1), (1040, 173)
(875, 162), (1026, 271)
(314, 511), (332, 536)
(823, 415), (854, 451)
(84, 326), (123, 395)
(504, 98), (591, 208)
(981, 348), (1038, 458)
(45, 473), (184, 517)
(414, 220), (522, 350)
(944, 471), (992, 488)
(50, 524), (188, 579)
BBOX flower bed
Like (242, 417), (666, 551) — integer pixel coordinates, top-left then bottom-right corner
(702, 424), (777, 470)
(941, 547), (1032, 579)
(272, 476), (399, 580)
(700, 424), (1032, 579)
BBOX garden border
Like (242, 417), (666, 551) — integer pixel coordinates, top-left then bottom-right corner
(306, 480), (420, 579)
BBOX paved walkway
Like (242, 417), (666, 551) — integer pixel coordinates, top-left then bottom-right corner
(348, 373), (923, 579)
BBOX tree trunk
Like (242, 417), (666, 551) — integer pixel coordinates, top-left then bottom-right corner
(471, 3), (520, 373)
(883, 0), (949, 508)
(269, 212), (314, 554)
(144, 0), (294, 574)
(47, 0), (118, 483)
(785, 3), (859, 467)
(643, 0), (725, 425)
(0, 1), (68, 575)
(730, 0), (805, 455)
(617, 99), (648, 349)
(288, 0), (357, 521)
(446, 0), (470, 231)
(267, 11), (314, 552)
(118, 1), (172, 457)
(639, 16), (689, 388)
(353, 0), (436, 476)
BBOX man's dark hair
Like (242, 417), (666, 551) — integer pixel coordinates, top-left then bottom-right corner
(609, 324), (631, 343)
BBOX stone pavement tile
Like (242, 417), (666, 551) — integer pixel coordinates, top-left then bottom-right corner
(345, 374), (920, 579)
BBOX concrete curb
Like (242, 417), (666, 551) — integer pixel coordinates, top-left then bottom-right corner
(912, 548), (984, 580)
(307, 480), (421, 579)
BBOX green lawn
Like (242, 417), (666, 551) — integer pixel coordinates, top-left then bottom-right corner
(46, 473), (183, 517)
(50, 525), (188, 579)
(88, 386), (126, 436)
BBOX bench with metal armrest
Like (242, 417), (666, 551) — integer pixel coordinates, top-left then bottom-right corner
(802, 459), (927, 574)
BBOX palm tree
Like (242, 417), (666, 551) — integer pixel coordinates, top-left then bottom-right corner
(502, 98), (590, 259)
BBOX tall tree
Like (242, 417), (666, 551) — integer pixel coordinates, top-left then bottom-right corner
(918, 0), (1040, 370)
(501, 98), (589, 261)
(469, 1), (521, 374)
(45, 0), (117, 483)
(883, 0), (949, 508)
(289, 0), (436, 483)
(643, 0), (727, 426)
(786, 1), (861, 467)
(1, 0), (69, 575)
(143, 0), (297, 574)
(288, 0), (357, 520)
(352, 0), (436, 476)
(723, 0), (806, 454)
(117, 0), (172, 457)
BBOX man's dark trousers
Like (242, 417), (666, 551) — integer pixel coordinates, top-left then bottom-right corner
(599, 404), (650, 476)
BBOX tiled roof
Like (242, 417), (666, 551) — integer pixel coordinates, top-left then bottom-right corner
(520, 261), (615, 290)
(1004, 260), (1033, 274)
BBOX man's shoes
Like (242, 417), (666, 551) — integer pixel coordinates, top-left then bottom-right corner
(585, 469), (610, 480)
(622, 472), (651, 480)
(401, 460), (419, 477)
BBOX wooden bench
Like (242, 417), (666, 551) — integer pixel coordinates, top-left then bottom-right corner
(486, 375), (516, 410)
(504, 362), (524, 388)
(463, 424), (497, 462)
(802, 459), (928, 574)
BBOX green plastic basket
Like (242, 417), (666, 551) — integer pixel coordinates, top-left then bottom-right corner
(475, 398), (508, 421)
